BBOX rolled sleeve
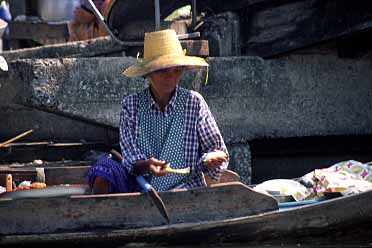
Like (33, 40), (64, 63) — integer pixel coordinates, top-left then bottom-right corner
(119, 96), (147, 174)
(197, 96), (229, 180)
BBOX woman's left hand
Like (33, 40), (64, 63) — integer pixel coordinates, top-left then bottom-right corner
(204, 150), (228, 169)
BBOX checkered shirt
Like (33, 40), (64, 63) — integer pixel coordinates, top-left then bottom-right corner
(119, 86), (229, 189)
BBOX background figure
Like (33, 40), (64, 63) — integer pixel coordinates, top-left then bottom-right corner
(0, 0), (11, 51)
(68, 0), (111, 41)
(0, 1), (11, 26)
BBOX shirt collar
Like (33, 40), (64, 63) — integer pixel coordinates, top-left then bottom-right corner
(146, 85), (179, 114)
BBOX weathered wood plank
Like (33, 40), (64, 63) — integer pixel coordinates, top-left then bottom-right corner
(0, 37), (132, 61)
(180, 40), (209, 57)
(44, 166), (89, 185)
(0, 183), (278, 235)
(9, 21), (69, 41)
(0, 141), (107, 163)
(200, 12), (241, 56)
(0, 37), (208, 62)
(112, 18), (189, 41)
(126, 40), (209, 57)
(242, 0), (372, 57)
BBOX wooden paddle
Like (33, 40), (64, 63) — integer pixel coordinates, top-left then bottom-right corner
(0, 129), (33, 148)
(110, 149), (170, 223)
(135, 175), (170, 223)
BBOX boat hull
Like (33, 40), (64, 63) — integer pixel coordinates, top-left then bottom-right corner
(1, 184), (372, 246)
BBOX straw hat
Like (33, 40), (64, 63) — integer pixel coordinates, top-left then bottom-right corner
(123, 29), (208, 77)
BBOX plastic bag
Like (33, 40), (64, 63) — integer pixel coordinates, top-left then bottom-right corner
(254, 179), (311, 201)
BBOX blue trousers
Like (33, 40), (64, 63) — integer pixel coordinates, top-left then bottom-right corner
(87, 156), (141, 193)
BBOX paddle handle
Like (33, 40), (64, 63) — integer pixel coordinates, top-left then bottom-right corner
(136, 176), (152, 192)
(109, 149), (153, 193)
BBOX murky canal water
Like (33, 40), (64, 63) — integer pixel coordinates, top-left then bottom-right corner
(107, 242), (372, 248)
(115, 244), (372, 248)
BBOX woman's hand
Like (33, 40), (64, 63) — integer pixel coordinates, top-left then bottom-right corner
(134, 157), (169, 176)
(148, 157), (169, 176)
(204, 150), (228, 169)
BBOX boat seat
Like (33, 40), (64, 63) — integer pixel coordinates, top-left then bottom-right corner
(205, 169), (240, 186)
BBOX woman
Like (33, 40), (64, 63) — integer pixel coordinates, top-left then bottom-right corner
(89, 29), (228, 193)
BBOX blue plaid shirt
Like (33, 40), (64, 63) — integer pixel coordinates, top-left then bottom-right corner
(119, 86), (229, 188)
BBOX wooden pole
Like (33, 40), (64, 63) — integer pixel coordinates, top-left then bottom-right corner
(154, 0), (161, 30)
(0, 129), (33, 148)
(191, 0), (197, 27)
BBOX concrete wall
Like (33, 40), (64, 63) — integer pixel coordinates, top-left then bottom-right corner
(0, 66), (117, 145)
(204, 56), (372, 143)
(15, 55), (372, 142)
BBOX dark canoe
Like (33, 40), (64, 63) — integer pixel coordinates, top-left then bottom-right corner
(0, 164), (89, 185)
(0, 141), (109, 185)
(105, 0), (285, 41)
(0, 175), (372, 246)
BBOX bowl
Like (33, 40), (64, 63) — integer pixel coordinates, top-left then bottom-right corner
(0, 185), (88, 200)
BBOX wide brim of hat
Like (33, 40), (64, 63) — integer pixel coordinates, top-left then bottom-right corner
(123, 54), (209, 77)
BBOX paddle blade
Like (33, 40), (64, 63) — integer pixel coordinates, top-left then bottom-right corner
(148, 188), (170, 224)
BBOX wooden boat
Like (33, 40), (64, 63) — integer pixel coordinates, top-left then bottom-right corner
(105, 0), (258, 39)
(1, 162), (372, 246)
(106, 0), (372, 58)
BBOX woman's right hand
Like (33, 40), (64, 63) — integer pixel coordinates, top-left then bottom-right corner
(134, 157), (169, 177)
(148, 157), (169, 176)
